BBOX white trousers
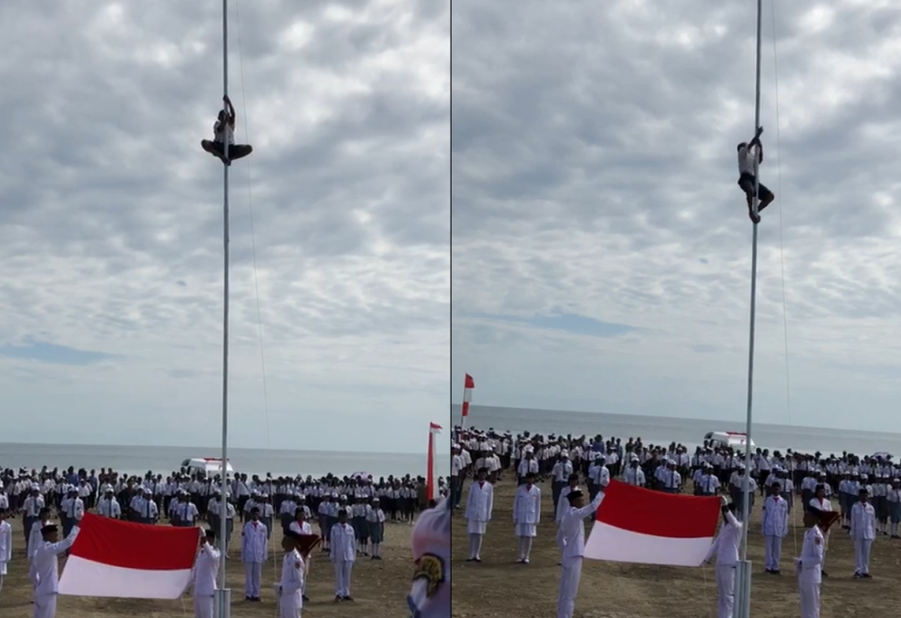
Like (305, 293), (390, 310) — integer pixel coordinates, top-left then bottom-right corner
(517, 536), (533, 561)
(715, 565), (735, 618)
(764, 535), (782, 570)
(854, 538), (873, 574)
(34, 593), (57, 618)
(193, 595), (214, 618)
(244, 561), (263, 597)
(798, 580), (820, 618)
(557, 557), (583, 618)
(334, 560), (353, 597)
(468, 533), (483, 559)
(279, 591), (302, 618)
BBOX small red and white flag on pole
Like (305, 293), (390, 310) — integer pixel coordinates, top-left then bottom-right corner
(583, 480), (720, 567)
(59, 513), (201, 599)
(427, 422), (443, 501)
(461, 374), (475, 418)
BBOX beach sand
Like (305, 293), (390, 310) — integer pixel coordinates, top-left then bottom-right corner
(0, 517), (413, 618)
(451, 477), (901, 618)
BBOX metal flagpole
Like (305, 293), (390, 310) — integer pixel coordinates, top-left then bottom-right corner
(735, 1), (763, 617)
(216, 0), (231, 617)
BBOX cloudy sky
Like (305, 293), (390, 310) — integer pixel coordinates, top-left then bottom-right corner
(452, 1), (901, 432)
(0, 0), (449, 453)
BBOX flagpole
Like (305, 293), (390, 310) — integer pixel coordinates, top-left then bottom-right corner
(735, 1), (763, 617)
(216, 0), (231, 617)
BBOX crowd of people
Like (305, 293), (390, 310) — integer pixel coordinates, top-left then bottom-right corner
(0, 463), (450, 618)
(451, 425), (894, 618)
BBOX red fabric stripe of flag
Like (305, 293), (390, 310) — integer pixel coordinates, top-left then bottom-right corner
(464, 374), (475, 389)
(430, 422), (442, 432)
(583, 480), (720, 567)
(462, 374), (474, 417)
(59, 513), (201, 598)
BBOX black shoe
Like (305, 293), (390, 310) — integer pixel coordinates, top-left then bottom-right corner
(822, 570), (829, 577)
(465, 557), (474, 562)
(343, 596), (354, 601)
(245, 596), (252, 601)
(863, 573), (872, 578)
(335, 595), (343, 602)
(302, 595), (310, 602)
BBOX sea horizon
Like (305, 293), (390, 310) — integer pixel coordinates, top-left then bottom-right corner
(0, 442), (449, 479)
(451, 404), (901, 457)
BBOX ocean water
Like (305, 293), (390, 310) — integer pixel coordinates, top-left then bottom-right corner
(452, 405), (901, 457)
(0, 443), (448, 479)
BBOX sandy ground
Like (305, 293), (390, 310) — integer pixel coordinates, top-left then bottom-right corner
(0, 516), (414, 618)
(451, 477), (901, 618)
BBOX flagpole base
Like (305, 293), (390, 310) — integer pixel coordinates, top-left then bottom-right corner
(215, 588), (231, 618)
(733, 560), (752, 618)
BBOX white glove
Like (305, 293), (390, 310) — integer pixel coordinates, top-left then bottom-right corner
(720, 496), (728, 507)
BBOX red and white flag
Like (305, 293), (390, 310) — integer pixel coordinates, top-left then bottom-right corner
(59, 513), (201, 599)
(461, 374), (475, 417)
(427, 422), (442, 501)
(583, 480), (720, 567)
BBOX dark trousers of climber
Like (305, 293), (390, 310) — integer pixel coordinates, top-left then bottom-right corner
(202, 139), (252, 162)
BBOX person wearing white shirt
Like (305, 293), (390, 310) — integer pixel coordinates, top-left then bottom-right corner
(201, 95), (253, 164)
(329, 510), (356, 602)
(555, 488), (604, 618)
(761, 484), (789, 574)
(808, 484), (833, 576)
(512, 473), (541, 564)
(796, 507), (837, 618)
(288, 511), (313, 602)
(59, 487), (84, 538)
(850, 488), (876, 578)
(704, 500), (742, 618)
(241, 509), (268, 601)
(551, 454), (574, 512)
(0, 510), (11, 597)
(587, 456), (609, 501)
(29, 522), (80, 618)
(887, 478), (901, 539)
(191, 529), (220, 618)
(464, 468), (493, 562)
(622, 458), (645, 487)
(97, 490), (122, 519)
(736, 126), (774, 224)
(277, 531), (306, 618)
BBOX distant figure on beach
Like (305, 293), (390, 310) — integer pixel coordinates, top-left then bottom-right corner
(330, 509), (356, 602)
(762, 482), (789, 574)
(737, 126), (774, 224)
(201, 95), (253, 165)
(241, 507), (268, 602)
(0, 510), (11, 596)
(850, 487), (876, 578)
(512, 472), (541, 564)
(703, 499), (742, 618)
(556, 488), (604, 618)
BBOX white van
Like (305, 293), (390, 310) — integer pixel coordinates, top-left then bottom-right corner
(180, 457), (235, 479)
(703, 431), (757, 450)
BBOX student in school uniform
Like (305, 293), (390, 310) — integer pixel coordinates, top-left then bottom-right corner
(556, 488), (605, 618)
(761, 482), (789, 574)
(191, 529), (220, 618)
(850, 487), (876, 578)
(241, 508), (268, 601)
(808, 484), (833, 577)
(277, 530), (306, 618)
(703, 499), (742, 618)
(796, 506), (839, 618)
(366, 498), (386, 560)
(30, 522), (81, 618)
(0, 510), (11, 598)
(330, 509), (356, 602)
(888, 478), (901, 539)
(464, 468), (493, 563)
(351, 497), (368, 556)
(59, 486), (84, 539)
(512, 472), (541, 564)
(28, 508), (53, 564)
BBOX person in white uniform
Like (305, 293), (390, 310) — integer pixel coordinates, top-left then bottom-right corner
(512, 472), (541, 564)
(277, 530), (306, 618)
(850, 487), (876, 578)
(241, 508), (268, 601)
(407, 498), (450, 618)
(288, 510), (314, 602)
(796, 506), (838, 618)
(464, 468), (493, 562)
(29, 522), (80, 618)
(0, 510), (11, 598)
(761, 482), (789, 574)
(329, 509), (356, 602)
(191, 529), (220, 618)
(703, 499), (742, 618)
(555, 488), (605, 618)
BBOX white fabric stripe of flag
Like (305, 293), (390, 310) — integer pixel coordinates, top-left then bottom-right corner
(583, 521), (714, 567)
(58, 555), (193, 599)
(462, 389), (472, 402)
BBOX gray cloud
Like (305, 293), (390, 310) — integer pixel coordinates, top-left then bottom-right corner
(452, 1), (901, 430)
(0, 0), (449, 451)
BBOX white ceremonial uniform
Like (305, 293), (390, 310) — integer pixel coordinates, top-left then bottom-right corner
(555, 492), (604, 618)
(0, 519), (11, 592)
(797, 525), (824, 618)
(761, 495), (789, 571)
(288, 520), (313, 594)
(30, 527), (79, 618)
(464, 480), (493, 560)
(329, 522), (355, 598)
(512, 483), (541, 563)
(192, 541), (220, 618)
(241, 520), (268, 598)
(704, 510), (742, 618)
(278, 549), (305, 618)
(850, 500), (876, 575)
